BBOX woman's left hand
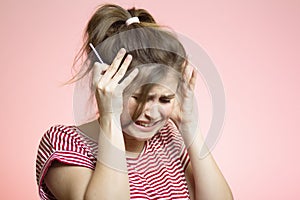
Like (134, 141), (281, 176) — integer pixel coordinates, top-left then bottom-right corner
(170, 63), (198, 144)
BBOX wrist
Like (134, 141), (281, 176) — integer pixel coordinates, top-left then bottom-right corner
(178, 121), (200, 147)
(98, 112), (121, 124)
(97, 113), (124, 144)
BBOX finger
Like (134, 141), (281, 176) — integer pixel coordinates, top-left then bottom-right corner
(92, 62), (109, 89)
(111, 54), (132, 84)
(102, 54), (132, 91)
(118, 68), (139, 91)
(101, 48), (127, 83)
(183, 63), (197, 90)
(183, 63), (193, 83)
(189, 69), (197, 91)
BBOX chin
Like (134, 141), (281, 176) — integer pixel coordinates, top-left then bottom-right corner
(131, 135), (153, 142)
(123, 120), (166, 141)
(123, 128), (158, 141)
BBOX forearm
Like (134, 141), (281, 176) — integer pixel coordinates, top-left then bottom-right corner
(187, 132), (233, 200)
(84, 115), (130, 199)
(84, 162), (130, 199)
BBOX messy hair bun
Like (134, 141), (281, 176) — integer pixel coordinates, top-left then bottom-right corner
(69, 4), (187, 84)
(86, 4), (156, 49)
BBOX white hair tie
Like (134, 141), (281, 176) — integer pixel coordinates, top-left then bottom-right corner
(126, 16), (140, 26)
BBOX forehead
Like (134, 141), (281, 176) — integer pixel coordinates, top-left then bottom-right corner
(135, 74), (179, 94)
(154, 84), (176, 94)
(155, 74), (179, 93)
(125, 64), (182, 96)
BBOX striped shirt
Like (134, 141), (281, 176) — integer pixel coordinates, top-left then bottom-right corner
(36, 121), (190, 199)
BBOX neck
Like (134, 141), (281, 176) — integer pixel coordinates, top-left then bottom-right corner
(77, 119), (145, 157)
(123, 132), (145, 157)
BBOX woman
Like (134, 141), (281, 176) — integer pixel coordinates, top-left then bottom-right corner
(36, 4), (233, 199)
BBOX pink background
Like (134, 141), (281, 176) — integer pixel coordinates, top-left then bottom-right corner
(1, 0), (299, 199)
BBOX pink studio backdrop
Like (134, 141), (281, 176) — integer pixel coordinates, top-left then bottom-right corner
(0, 0), (299, 199)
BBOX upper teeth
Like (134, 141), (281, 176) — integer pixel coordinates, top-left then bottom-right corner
(139, 122), (151, 127)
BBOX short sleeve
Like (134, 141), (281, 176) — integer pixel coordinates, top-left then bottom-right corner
(36, 125), (96, 199)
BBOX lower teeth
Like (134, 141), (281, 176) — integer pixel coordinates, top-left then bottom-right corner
(138, 123), (151, 127)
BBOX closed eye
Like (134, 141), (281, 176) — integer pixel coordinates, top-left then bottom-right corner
(132, 96), (139, 100)
(159, 97), (172, 103)
(131, 95), (141, 102)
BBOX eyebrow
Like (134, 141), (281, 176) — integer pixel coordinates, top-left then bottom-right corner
(132, 93), (175, 98)
(160, 94), (175, 98)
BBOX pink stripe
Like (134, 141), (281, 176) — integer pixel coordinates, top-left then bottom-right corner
(36, 122), (190, 199)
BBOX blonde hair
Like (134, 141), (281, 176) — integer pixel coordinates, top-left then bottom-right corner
(69, 4), (187, 120)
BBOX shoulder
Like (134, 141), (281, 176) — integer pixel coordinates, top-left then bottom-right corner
(160, 120), (181, 136)
(159, 120), (190, 170)
(158, 120), (184, 147)
(37, 124), (96, 163)
(36, 124), (96, 199)
(36, 124), (96, 183)
(144, 120), (185, 155)
(39, 124), (94, 152)
(41, 124), (79, 143)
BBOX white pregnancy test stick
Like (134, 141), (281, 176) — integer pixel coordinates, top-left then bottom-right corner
(89, 43), (104, 64)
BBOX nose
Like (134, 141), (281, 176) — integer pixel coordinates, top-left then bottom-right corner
(143, 102), (161, 120)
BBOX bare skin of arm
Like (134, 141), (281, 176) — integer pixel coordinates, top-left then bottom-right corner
(44, 116), (130, 200)
(184, 134), (233, 200)
(44, 49), (137, 200)
(177, 64), (233, 199)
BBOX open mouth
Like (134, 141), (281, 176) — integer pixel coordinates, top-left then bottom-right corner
(134, 120), (160, 128)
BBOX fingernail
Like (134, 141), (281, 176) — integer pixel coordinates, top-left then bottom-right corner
(126, 54), (132, 60)
(119, 48), (126, 54)
(133, 68), (139, 74)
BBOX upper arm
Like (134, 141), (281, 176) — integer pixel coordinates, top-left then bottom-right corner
(185, 163), (195, 200)
(44, 161), (93, 200)
(36, 125), (97, 199)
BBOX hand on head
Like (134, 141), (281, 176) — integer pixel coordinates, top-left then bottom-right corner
(93, 48), (138, 116)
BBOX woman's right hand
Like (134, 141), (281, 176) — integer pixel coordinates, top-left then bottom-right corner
(92, 48), (138, 118)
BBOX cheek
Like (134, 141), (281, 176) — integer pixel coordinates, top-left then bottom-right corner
(125, 98), (138, 117)
(121, 99), (137, 126)
(162, 102), (175, 117)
